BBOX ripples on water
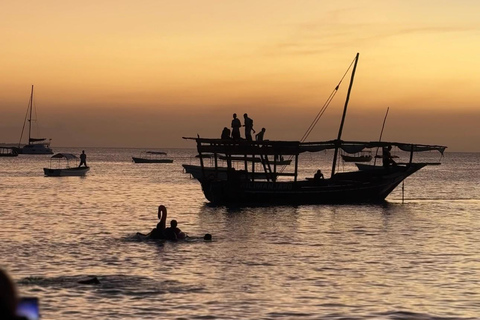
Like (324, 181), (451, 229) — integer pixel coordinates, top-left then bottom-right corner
(1, 149), (479, 319)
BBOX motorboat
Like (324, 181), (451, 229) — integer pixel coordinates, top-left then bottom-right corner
(132, 151), (173, 163)
(43, 153), (89, 177)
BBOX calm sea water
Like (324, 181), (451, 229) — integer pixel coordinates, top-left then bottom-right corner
(1, 148), (479, 320)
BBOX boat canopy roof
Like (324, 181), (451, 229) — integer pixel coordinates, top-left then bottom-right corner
(145, 151), (167, 155)
(183, 137), (447, 156)
(30, 137), (48, 142)
(51, 153), (78, 160)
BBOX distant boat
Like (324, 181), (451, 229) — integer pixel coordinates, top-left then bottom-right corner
(341, 153), (372, 162)
(43, 153), (89, 177)
(132, 151), (174, 163)
(0, 147), (18, 157)
(17, 85), (53, 155)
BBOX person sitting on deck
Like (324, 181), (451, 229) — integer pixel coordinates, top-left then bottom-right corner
(255, 128), (266, 141)
(313, 169), (324, 181)
(382, 146), (397, 169)
(221, 127), (231, 139)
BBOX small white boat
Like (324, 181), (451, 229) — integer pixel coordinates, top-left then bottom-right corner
(132, 151), (173, 163)
(43, 153), (89, 177)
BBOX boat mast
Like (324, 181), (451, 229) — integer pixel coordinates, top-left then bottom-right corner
(374, 107), (390, 165)
(330, 53), (359, 178)
(28, 85), (34, 145)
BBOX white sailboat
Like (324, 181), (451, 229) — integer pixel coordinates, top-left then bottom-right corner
(18, 85), (53, 154)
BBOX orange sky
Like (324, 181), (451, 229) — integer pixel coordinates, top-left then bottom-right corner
(1, 1), (479, 151)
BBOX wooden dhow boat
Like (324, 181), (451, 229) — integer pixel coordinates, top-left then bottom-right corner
(183, 53), (446, 205)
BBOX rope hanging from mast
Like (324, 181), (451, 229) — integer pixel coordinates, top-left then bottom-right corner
(279, 55), (358, 175)
(299, 56), (358, 143)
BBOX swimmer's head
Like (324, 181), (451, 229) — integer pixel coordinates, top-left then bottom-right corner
(170, 220), (177, 228)
(204, 234), (212, 241)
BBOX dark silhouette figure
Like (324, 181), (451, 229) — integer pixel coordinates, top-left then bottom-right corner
(204, 233), (212, 241)
(148, 205), (168, 239)
(231, 113), (241, 140)
(78, 276), (101, 285)
(243, 113), (255, 141)
(314, 169), (324, 181)
(255, 128), (266, 141)
(79, 150), (87, 167)
(0, 269), (27, 320)
(164, 219), (186, 241)
(221, 127), (231, 139)
(382, 145), (396, 170)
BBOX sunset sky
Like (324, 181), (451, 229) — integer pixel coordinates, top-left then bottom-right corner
(1, 0), (479, 151)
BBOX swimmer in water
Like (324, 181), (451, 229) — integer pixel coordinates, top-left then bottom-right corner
(163, 219), (187, 241)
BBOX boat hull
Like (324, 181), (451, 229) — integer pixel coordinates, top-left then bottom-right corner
(20, 144), (53, 155)
(199, 164), (426, 205)
(341, 155), (372, 162)
(182, 164), (273, 180)
(132, 157), (173, 163)
(43, 167), (90, 177)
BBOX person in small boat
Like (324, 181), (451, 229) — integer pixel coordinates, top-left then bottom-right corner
(147, 205), (168, 239)
(221, 127), (231, 139)
(79, 150), (87, 167)
(231, 113), (241, 140)
(314, 169), (324, 181)
(255, 128), (266, 141)
(243, 113), (255, 141)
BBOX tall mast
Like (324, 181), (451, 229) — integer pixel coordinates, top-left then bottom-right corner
(330, 53), (359, 178)
(28, 85), (34, 145)
(374, 107), (390, 165)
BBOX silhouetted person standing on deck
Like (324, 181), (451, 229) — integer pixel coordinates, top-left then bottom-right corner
(231, 113), (241, 140)
(243, 113), (255, 141)
(79, 150), (87, 167)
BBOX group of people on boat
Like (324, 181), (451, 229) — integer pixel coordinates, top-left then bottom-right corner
(220, 113), (266, 141)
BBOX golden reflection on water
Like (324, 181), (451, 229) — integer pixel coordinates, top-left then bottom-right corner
(1, 149), (479, 319)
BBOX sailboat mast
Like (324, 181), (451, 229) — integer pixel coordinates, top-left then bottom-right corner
(28, 85), (34, 145)
(330, 53), (359, 178)
(374, 107), (390, 165)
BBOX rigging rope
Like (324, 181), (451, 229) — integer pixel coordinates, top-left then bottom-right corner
(278, 56), (358, 175)
(300, 56), (357, 143)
